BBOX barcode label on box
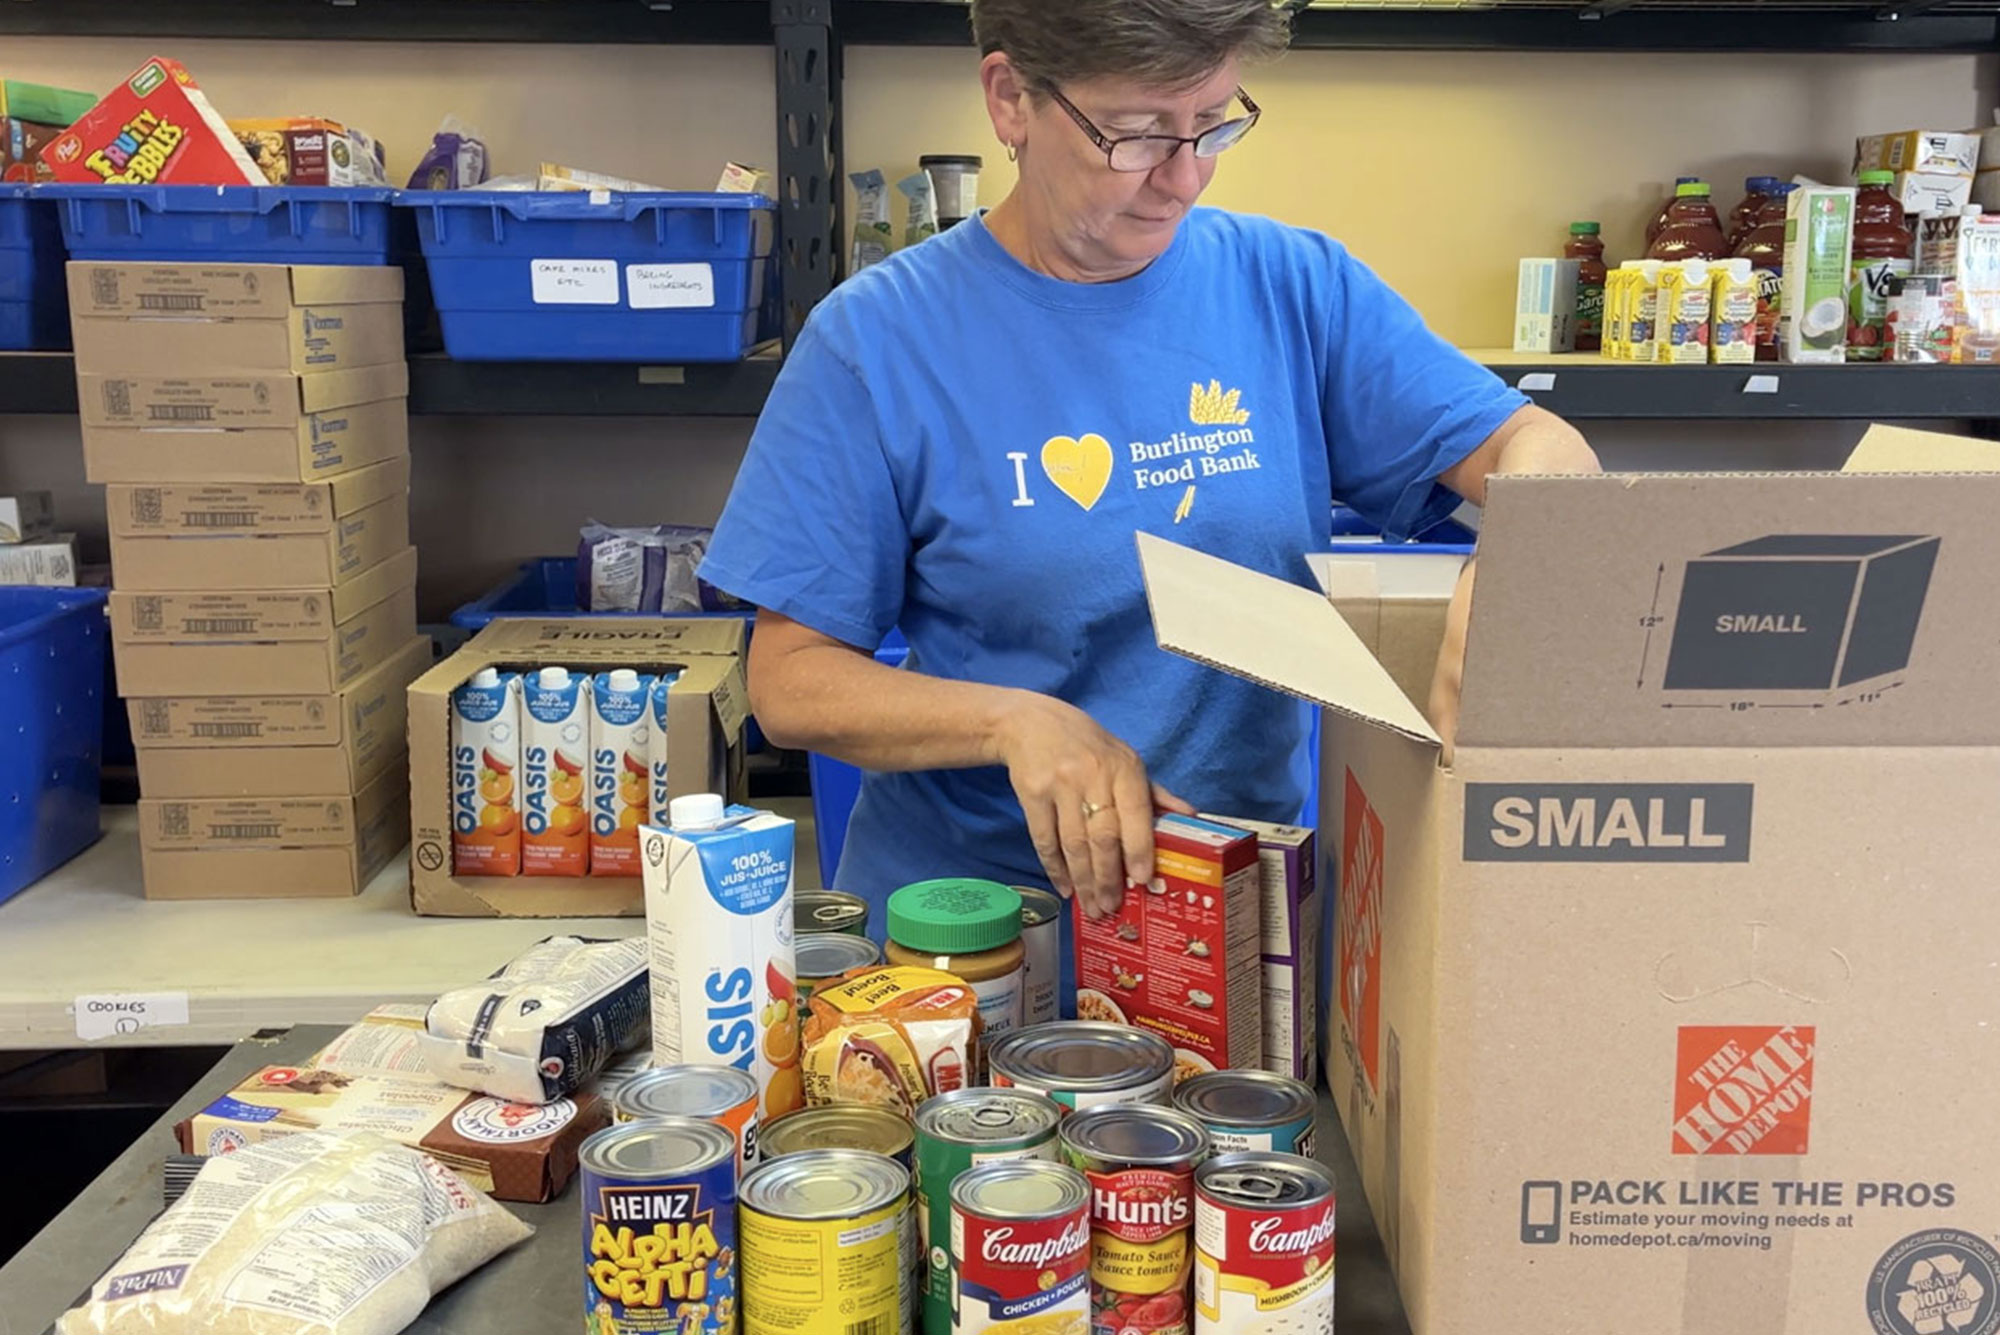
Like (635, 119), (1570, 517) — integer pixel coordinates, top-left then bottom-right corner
(628, 262), (716, 309)
(192, 722), (263, 739)
(147, 404), (215, 423)
(186, 618), (258, 636)
(211, 822), (281, 841)
(184, 512), (256, 529)
(530, 259), (619, 305)
(138, 293), (205, 312)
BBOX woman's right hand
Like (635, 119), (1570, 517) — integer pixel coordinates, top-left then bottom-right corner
(992, 691), (1192, 919)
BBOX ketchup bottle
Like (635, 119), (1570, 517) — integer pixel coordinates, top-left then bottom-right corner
(1647, 176), (1702, 249)
(1733, 183), (1795, 362)
(1648, 182), (1729, 263)
(1566, 222), (1608, 353)
(1847, 169), (1914, 363)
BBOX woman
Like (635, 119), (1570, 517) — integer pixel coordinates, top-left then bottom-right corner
(702, 0), (1599, 936)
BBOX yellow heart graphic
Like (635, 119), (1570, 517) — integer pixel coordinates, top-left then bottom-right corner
(1041, 433), (1113, 512)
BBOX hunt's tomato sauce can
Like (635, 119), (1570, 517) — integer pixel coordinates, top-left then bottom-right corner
(1192, 1154), (1335, 1335)
(1060, 1104), (1210, 1335)
(950, 1159), (1091, 1335)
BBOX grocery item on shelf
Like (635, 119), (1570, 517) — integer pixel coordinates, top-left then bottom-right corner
(230, 115), (387, 186)
(1848, 170), (1915, 362)
(1644, 175), (1700, 248)
(1198, 814), (1317, 1083)
(1075, 814), (1263, 1081)
(1725, 175), (1781, 250)
(914, 1088), (1063, 1335)
(717, 161), (776, 195)
(577, 522), (717, 613)
(921, 153), (982, 228)
(40, 56), (264, 185)
(796, 931), (884, 1007)
(1600, 265), (1629, 360)
(1622, 260), (1665, 362)
(1887, 273), (1952, 362)
(0, 532), (76, 586)
(1017, 886), (1064, 1029)
(1191, 1153), (1336, 1335)
(613, 1066), (762, 1173)
(1647, 180), (1728, 262)
(0, 79), (94, 183)
(451, 668), (523, 876)
(950, 1160), (1092, 1335)
(1564, 222), (1606, 353)
(589, 669), (656, 877)
(518, 667), (590, 876)
(898, 168), (938, 247)
(1854, 127), (1979, 217)
(799, 965), (978, 1113)
(647, 795), (801, 1120)
(1976, 121), (2000, 210)
(527, 162), (670, 193)
(1916, 204), (1979, 278)
(1173, 1071), (1318, 1157)
(580, 1118), (737, 1335)
(740, 1150), (912, 1335)
(1952, 212), (2000, 361)
(407, 114), (487, 190)
(422, 936), (650, 1105)
(1710, 258), (1758, 364)
(1511, 256), (1578, 354)
(1733, 182), (1794, 361)
(796, 887), (871, 937)
(1658, 259), (1713, 364)
(988, 1022), (1176, 1113)
(1779, 183), (1857, 362)
(850, 168), (893, 273)
(1061, 1103), (1208, 1335)
(56, 1131), (533, 1335)
(885, 878), (1026, 1055)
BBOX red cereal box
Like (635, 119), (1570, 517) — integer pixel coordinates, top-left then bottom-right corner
(40, 57), (264, 186)
(1076, 814), (1262, 1081)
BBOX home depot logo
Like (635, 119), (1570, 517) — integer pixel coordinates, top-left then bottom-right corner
(1671, 1025), (1816, 1156)
(1338, 768), (1384, 1093)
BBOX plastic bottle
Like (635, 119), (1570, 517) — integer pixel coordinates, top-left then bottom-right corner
(1734, 182), (1795, 362)
(1847, 169), (1915, 362)
(1727, 176), (1780, 251)
(1648, 182), (1729, 263)
(1565, 222), (1608, 352)
(1646, 176), (1702, 248)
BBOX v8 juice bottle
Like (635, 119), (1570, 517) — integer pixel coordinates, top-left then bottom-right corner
(522, 666), (590, 876)
(450, 668), (521, 875)
(589, 669), (655, 878)
(1848, 170), (1915, 363)
(1565, 222), (1607, 353)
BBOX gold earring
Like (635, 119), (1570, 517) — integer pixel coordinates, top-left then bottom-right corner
(1006, 142), (1018, 163)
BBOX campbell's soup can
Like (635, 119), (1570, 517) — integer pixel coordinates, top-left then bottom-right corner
(741, 1149), (912, 1335)
(613, 1065), (762, 1171)
(987, 1022), (1174, 1114)
(950, 1159), (1091, 1335)
(1172, 1071), (1317, 1159)
(916, 1088), (1063, 1335)
(1192, 1153), (1336, 1335)
(580, 1117), (738, 1335)
(1061, 1104), (1210, 1335)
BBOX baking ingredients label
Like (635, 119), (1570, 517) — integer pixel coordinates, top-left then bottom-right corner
(628, 262), (716, 309)
(530, 259), (619, 305)
(75, 991), (190, 1042)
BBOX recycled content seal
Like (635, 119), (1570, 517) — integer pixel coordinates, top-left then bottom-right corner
(1867, 1228), (2000, 1335)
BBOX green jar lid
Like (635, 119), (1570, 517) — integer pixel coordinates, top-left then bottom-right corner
(888, 879), (1023, 955)
(1675, 181), (1712, 198)
(1569, 220), (1601, 234)
(1858, 169), (1895, 186)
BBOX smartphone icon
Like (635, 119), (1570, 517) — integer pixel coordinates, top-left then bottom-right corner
(1521, 1180), (1563, 1245)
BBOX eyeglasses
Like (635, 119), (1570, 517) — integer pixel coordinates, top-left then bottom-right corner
(1045, 86), (1261, 173)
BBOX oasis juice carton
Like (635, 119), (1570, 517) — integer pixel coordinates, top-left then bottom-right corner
(589, 669), (655, 878)
(451, 669), (522, 876)
(521, 666), (590, 876)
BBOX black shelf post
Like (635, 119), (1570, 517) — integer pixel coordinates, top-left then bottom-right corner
(774, 0), (843, 349)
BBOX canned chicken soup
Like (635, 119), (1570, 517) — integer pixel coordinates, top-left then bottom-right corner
(613, 1065), (762, 1170)
(580, 1117), (737, 1335)
(915, 1088), (1063, 1335)
(796, 888), (871, 937)
(1192, 1154), (1336, 1335)
(1061, 1105), (1210, 1335)
(1172, 1071), (1317, 1158)
(741, 1149), (911, 1335)
(951, 1159), (1092, 1335)
(988, 1022), (1175, 1113)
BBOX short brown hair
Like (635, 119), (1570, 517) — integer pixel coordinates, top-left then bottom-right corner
(972, 0), (1291, 93)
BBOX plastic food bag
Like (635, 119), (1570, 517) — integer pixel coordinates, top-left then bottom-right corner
(406, 114), (487, 191)
(59, 1130), (531, 1335)
(423, 935), (650, 1104)
(850, 168), (893, 273)
(576, 522), (716, 614)
(801, 965), (980, 1115)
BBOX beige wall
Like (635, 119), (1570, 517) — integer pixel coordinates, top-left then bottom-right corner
(1, 37), (1989, 617)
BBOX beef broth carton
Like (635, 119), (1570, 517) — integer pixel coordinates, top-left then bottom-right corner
(1075, 813), (1261, 1080)
(1137, 432), (2000, 1335)
(1203, 814), (1318, 1084)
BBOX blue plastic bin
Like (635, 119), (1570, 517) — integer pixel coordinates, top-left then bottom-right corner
(0, 587), (109, 905)
(450, 557), (752, 633)
(400, 191), (776, 362)
(46, 184), (398, 265)
(0, 185), (71, 350)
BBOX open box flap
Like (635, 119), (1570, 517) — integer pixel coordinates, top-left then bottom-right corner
(461, 615), (746, 661)
(1137, 531), (1440, 747)
(1458, 471), (2000, 750)
(1843, 423), (2000, 473)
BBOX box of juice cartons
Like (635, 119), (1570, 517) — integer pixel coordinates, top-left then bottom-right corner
(450, 669), (520, 876)
(1659, 261), (1713, 364)
(588, 669), (654, 878)
(1710, 259), (1758, 363)
(1203, 813), (1319, 1084)
(645, 795), (802, 1121)
(521, 667), (589, 876)
(1779, 185), (1857, 363)
(1625, 261), (1665, 362)
(1076, 813), (1263, 1082)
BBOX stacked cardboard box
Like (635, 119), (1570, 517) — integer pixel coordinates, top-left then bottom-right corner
(71, 260), (426, 898)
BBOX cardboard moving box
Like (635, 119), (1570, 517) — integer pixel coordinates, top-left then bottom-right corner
(68, 262), (404, 322)
(79, 360), (408, 430)
(127, 631), (431, 751)
(134, 634), (429, 798)
(1138, 432), (2000, 1335)
(109, 489), (409, 591)
(408, 617), (749, 918)
(82, 395), (408, 485)
(111, 546), (417, 644)
(139, 764), (407, 900)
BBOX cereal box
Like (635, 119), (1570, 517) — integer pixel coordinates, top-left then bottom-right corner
(230, 116), (387, 187)
(40, 57), (263, 186)
(1075, 814), (1262, 1082)
(1201, 813), (1318, 1084)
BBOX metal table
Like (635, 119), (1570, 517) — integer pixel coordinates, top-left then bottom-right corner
(2, 1027), (1413, 1335)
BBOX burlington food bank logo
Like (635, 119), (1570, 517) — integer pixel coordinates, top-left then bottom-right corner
(1009, 380), (1262, 521)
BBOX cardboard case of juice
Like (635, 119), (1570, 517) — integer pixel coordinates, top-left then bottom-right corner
(40, 57), (264, 186)
(1138, 427), (2000, 1335)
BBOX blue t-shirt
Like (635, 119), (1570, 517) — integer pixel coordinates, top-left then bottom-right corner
(703, 208), (1525, 915)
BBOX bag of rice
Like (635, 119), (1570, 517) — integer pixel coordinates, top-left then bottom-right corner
(59, 1130), (531, 1335)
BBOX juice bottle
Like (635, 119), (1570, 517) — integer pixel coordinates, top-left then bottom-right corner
(521, 666), (590, 876)
(1727, 176), (1779, 251)
(1847, 169), (1915, 363)
(647, 671), (680, 824)
(1648, 182), (1728, 263)
(589, 669), (656, 878)
(1733, 183), (1794, 362)
(450, 669), (521, 876)
(1566, 222), (1608, 353)
(1646, 176), (1702, 249)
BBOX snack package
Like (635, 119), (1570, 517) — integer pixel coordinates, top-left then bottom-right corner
(422, 936), (649, 1104)
(717, 161), (775, 196)
(535, 162), (668, 193)
(310, 1004), (431, 1076)
(800, 965), (980, 1114)
(850, 168), (893, 273)
(0, 79), (95, 183)
(576, 522), (715, 614)
(898, 169), (938, 248)
(40, 56), (264, 186)
(230, 116), (387, 186)
(59, 1131), (532, 1335)
(405, 114), (488, 191)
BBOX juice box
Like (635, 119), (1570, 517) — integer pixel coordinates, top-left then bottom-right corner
(647, 672), (679, 823)
(588, 670), (655, 878)
(1625, 262), (1665, 363)
(1075, 814), (1263, 1081)
(1779, 185), (1857, 363)
(1710, 259), (1758, 364)
(1512, 257), (1578, 354)
(1659, 261), (1714, 364)
(1601, 268), (1629, 360)
(521, 667), (590, 876)
(646, 798), (802, 1120)
(450, 669), (521, 877)
(39, 56), (263, 186)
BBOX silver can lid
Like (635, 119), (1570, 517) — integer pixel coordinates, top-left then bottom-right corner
(1014, 887), (1063, 929)
(916, 1088), (1062, 1148)
(796, 889), (870, 932)
(1173, 1071), (1317, 1129)
(1060, 1104), (1209, 1168)
(741, 1148), (909, 1219)
(581, 1116), (735, 1180)
(1196, 1152), (1335, 1209)
(951, 1158), (1089, 1222)
(796, 932), (884, 978)
(760, 1104), (915, 1162)
(988, 1022), (1174, 1091)
(615, 1065), (759, 1123)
